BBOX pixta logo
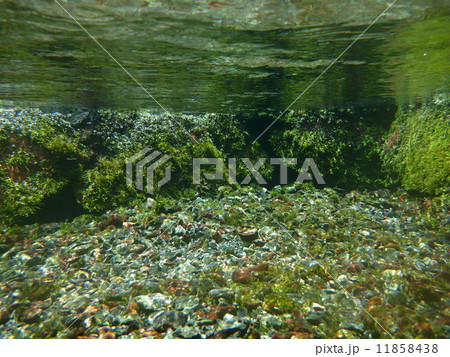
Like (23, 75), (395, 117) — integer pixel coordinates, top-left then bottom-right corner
(126, 148), (325, 194)
(192, 158), (325, 185)
(126, 148), (171, 194)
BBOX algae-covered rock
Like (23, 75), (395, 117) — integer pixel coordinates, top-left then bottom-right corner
(383, 100), (449, 195)
(80, 154), (144, 213)
(1, 103), (447, 226)
(268, 107), (392, 189)
(0, 108), (91, 225)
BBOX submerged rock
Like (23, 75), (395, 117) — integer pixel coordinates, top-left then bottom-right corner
(135, 294), (172, 313)
(151, 311), (188, 332)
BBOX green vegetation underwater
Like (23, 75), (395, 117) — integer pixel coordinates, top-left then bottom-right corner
(0, 0), (449, 339)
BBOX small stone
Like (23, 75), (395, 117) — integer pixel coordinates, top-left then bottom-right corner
(100, 330), (116, 339)
(312, 302), (326, 311)
(239, 228), (259, 243)
(336, 275), (349, 284)
(161, 219), (176, 229)
(231, 267), (254, 284)
(213, 313), (248, 338)
(339, 320), (365, 334)
(346, 262), (363, 273)
(222, 313), (238, 326)
(175, 326), (202, 339)
(337, 329), (360, 338)
(135, 294), (172, 313)
(146, 197), (156, 208)
(174, 225), (186, 235)
(152, 311), (187, 332)
(271, 332), (294, 339)
(251, 263), (269, 272)
(386, 290), (408, 306)
(261, 314), (283, 329)
(99, 214), (126, 229)
(382, 269), (404, 278)
(173, 296), (200, 311)
(430, 259), (439, 267)
(25, 255), (46, 267)
(63, 295), (91, 313)
(22, 307), (42, 324)
(209, 288), (235, 303)
(212, 231), (223, 243)
(0, 308), (10, 324)
(306, 312), (324, 326)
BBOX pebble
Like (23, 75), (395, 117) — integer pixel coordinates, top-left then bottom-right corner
(0, 308), (10, 324)
(0, 184), (447, 339)
(135, 294), (172, 313)
(231, 268), (254, 284)
(209, 288), (235, 303)
(151, 311), (187, 332)
(21, 308), (42, 324)
(312, 302), (326, 311)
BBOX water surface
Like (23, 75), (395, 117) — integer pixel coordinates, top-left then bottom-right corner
(0, 0), (448, 111)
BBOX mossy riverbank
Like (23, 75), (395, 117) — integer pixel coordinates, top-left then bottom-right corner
(0, 99), (448, 226)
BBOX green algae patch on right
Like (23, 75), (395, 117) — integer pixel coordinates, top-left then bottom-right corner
(383, 102), (450, 195)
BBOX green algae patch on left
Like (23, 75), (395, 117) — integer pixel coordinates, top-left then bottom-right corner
(0, 109), (91, 225)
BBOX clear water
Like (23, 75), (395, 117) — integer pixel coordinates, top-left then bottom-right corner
(0, 0), (449, 112)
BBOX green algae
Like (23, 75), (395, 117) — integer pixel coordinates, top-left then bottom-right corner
(383, 102), (450, 195)
(19, 277), (62, 302)
(1, 103), (448, 226)
(0, 109), (90, 225)
(268, 107), (392, 190)
(80, 154), (144, 212)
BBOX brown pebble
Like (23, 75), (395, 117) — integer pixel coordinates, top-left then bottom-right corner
(212, 329), (236, 339)
(0, 308), (10, 324)
(99, 214), (127, 230)
(212, 231), (223, 243)
(248, 330), (261, 339)
(250, 263), (268, 272)
(272, 332), (294, 339)
(101, 331), (116, 339)
(346, 262), (363, 273)
(127, 301), (140, 313)
(198, 305), (237, 320)
(231, 267), (254, 284)
(22, 307), (42, 324)
(239, 228), (259, 243)
(216, 305), (237, 319)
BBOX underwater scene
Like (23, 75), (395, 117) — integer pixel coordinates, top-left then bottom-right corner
(0, 0), (449, 339)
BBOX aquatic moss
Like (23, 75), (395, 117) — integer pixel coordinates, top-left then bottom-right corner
(382, 102), (449, 195)
(268, 108), (390, 190)
(19, 277), (62, 302)
(0, 109), (90, 225)
(80, 154), (144, 212)
(233, 264), (307, 316)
